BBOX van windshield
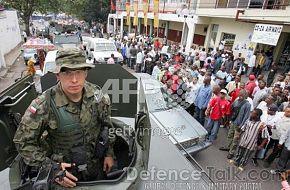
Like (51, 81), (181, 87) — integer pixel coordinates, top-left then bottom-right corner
(95, 43), (116, 52)
(54, 35), (80, 44)
(43, 62), (56, 74)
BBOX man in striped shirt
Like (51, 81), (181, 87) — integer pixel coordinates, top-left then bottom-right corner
(229, 108), (269, 171)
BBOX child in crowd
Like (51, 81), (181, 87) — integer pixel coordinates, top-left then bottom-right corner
(281, 170), (290, 190)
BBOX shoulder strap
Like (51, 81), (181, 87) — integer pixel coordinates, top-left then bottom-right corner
(45, 88), (81, 131)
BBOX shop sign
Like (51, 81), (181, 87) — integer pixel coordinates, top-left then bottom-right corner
(251, 24), (283, 46)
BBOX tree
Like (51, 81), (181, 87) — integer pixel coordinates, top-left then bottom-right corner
(2, 0), (62, 36)
(63, 0), (111, 25)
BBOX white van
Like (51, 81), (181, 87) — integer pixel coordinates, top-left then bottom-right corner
(86, 38), (123, 64)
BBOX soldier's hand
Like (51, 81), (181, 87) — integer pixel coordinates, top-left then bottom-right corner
(55, 163), (78, 188)
(103, 156), (114, 173)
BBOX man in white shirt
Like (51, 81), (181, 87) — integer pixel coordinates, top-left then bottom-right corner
(265, 106), (290, 168)
(22, 31), (27, 42)
(136, 50), (144, 73)
(199, 48), (207, 68)
(257, 95), (276, 112)
(197, 68), (206, 85)
(252, 80), (268, 108)
(271, 107), (290, 174)
(215, 65), (228, 85)
(226, 75), (241, 94)
(247, 52), (256, 76)
(274, 74), (286, 89)
(185, 77), (200, 116)
(256, 104), (280, 164)
(151, 62), (161, 80)
(107, 54), (115, 64)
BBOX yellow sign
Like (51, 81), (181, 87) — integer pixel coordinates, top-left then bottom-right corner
(133, 0), (138, 26)
(143, 0), (148, 27)
(153, 0), (159, 28)
(126, 2), (131, 26)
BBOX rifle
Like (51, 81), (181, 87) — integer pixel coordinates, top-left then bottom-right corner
(32, 162), (65, 190)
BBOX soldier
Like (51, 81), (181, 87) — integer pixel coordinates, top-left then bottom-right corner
(13, 49), (115, 188)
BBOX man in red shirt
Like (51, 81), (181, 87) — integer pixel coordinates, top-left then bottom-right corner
(205, 89), (231, 142)
(230, 82), (246, 105)
(174, 52), (182, 63)
(154, 39), (161, 49)
(245, 75), (257, 97)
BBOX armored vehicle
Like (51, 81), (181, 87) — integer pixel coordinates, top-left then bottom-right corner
(0, 65), (214, 189)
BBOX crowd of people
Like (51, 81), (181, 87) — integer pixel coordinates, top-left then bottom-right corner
(113, 34), (290, 187)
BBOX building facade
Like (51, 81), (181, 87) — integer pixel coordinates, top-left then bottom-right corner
(0, 10), (22, 69)
(108, 0), (290, 64)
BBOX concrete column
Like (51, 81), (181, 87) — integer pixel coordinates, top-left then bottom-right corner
(0, 49), (6, 69)
(204, 24), (212, 51)
(107, 16), (110, 34)
(137, 18), (141, 34)
(120, 15), (124, 38)
(113, 16), (117, 34)
(180, 19), (186, 45)
(185, 19), (196, 52)
(273, 32), (288, 62)
(149, 19), (153, 36)
(128, 16), (132, 33)
(164, 21), (169, 38)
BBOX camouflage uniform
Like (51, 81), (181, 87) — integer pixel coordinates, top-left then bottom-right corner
(13, 49), (114, 181)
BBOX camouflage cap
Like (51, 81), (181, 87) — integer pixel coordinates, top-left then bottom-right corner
(54, 48), (94, 73)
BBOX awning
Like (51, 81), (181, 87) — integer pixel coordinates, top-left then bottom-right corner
(22, 38), (56, 50)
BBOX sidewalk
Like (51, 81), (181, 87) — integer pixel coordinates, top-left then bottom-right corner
(0, 42), (23, 79)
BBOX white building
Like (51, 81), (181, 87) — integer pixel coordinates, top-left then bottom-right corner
(0, 10), (22, 69)
(108, 0), (290, 64)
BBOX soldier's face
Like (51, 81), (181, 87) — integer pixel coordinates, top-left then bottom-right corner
(57, 69), (88, 96)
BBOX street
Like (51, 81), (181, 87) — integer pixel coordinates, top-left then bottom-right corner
(0, 56), (26, 93)
(194, 127), (280, 190)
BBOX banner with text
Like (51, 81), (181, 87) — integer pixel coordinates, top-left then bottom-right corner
(126, 2), (131, 26)
(143, 0), (148, 27)
(133, 0), (138, 26)
(153, 0), (159, 28)
(251, 24), (283, 46)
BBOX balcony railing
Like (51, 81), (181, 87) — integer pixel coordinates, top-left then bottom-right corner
(208, 0), (290, 9)
(116, 0), (198, 13)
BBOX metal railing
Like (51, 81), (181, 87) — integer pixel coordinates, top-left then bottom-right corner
(116, 0), (198, 13)
(210, 0), (290, 9)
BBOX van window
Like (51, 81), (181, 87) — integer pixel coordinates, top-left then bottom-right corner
(95, 43), (116, 52)
(43, 62), (56, 74)
(54, 35), (80, 44)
